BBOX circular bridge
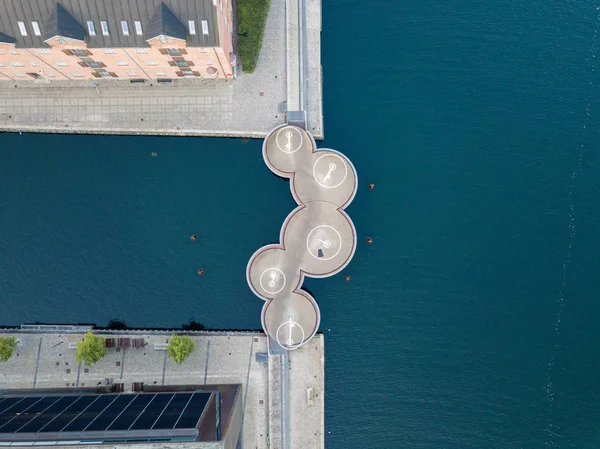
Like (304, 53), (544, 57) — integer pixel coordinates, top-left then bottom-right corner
(246, 125), (358, 350)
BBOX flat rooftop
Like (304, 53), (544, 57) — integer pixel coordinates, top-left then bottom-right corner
(0, 391), (212, 444)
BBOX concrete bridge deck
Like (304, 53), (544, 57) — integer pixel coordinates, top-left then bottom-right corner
(247, 125), (357, 350)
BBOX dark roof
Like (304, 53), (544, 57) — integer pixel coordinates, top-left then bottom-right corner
(0, 392), (212, 444)
(0, 0), (217, 48)
(43, 3), (85, 42)
(0, 32), (15, 44)
(147, 3), (187, 41)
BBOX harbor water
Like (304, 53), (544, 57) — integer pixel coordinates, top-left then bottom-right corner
(1, 0), (600, 447)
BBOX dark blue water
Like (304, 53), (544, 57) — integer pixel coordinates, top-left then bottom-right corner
(2, 0), (600, 447)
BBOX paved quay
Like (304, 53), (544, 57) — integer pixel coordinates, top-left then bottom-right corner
(285, 0), (322, 136)
(247, 125), (357, 350)
(0, 0), (323, 139)
(0, 327), (324, 449)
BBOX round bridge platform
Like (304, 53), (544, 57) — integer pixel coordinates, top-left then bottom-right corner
(247, 124), (358, 350)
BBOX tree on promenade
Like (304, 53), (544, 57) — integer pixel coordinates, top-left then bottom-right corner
(76, 332), (107, 367)
(167, 335), (196, 364)
(0, 336), (17, 362)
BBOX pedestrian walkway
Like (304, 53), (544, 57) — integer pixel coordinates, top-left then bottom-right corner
(286, 0), (302, 112)
(267, 349), (288, 449)
(247, 125), (357, 350)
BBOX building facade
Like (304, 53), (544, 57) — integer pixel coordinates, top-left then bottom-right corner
(0, 0), (235, 81)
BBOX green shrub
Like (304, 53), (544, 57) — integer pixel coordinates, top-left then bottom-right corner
(0, 336), (17, 362)
(167, 335), (196, 364)
(237, 0), (271, 73)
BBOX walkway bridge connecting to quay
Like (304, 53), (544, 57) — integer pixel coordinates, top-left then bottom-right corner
(247, 119), (357, 449)
(248, 0), (358, 352)
(246, 123), (357, 449)
(251, 0), (351, 445)
(247, 125), (358, 351)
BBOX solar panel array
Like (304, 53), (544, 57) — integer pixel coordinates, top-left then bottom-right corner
(0, 392), (210, 435)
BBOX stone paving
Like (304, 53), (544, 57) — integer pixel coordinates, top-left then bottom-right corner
(286, 0), (301, 112)
(287, 337), (324, 449)
(268, 352), (286, 449)
(0, 0), (323, 139)
(247, 125), (357, 350)
(305, 0), (323, 137)
(0, 329), (324, 449)
(0, 81), (234, 136)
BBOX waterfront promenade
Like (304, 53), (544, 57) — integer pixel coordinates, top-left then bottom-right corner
(0, 0), (323, 139)
(0, 327), (324, 449)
